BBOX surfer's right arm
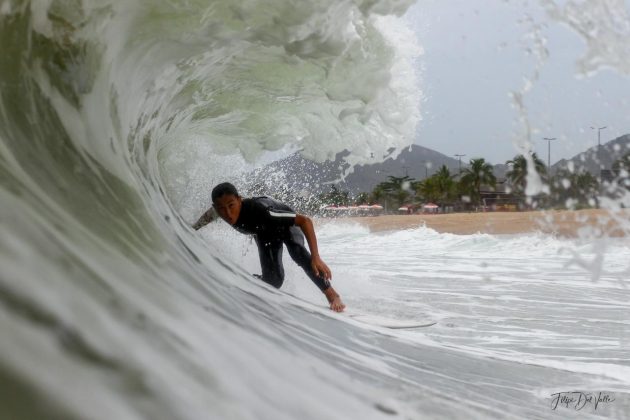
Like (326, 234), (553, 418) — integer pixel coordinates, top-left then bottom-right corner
(192, 208), (217, 230)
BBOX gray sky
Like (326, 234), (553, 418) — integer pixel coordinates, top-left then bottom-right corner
(405, 0), (630, 166)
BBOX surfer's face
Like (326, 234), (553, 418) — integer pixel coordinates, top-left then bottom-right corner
(213, 194), (242, 225)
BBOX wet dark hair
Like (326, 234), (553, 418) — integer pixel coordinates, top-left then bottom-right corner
(212, 182), (240, 202)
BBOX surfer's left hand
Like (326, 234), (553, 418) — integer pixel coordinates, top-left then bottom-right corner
(311, 256), (332, 280)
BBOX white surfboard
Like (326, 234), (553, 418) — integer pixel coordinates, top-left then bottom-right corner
(346, 312), (436, 329)
(279, 289), (436, 329)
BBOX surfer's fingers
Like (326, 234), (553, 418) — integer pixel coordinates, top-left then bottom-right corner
(312, 263), (321, 277)
(314, 262), (329, 280)
(318, 263), (328, 279)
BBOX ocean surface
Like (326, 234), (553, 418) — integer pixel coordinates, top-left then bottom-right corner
(1, 1), (629, 419)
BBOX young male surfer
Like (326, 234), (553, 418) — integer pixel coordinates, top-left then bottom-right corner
(193, 182), (346, 312)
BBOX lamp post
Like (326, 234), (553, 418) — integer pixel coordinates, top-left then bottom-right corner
(420, 161), (430, 179)
(591, 126), (607, 147)
(454, 154), (466, 177)
(542, 137), (556, 169)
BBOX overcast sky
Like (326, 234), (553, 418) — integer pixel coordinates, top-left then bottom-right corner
(405, 0), (630, 166)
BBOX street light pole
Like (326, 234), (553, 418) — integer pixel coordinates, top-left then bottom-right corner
(420, 161), (430, 179)
(454, 154), (466, 177)
(542, 137), (556, 169)
(591, 126), (607, 146)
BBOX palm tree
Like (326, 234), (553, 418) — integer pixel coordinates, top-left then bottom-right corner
(550, 169), (599, 209)
(610, 152), (630, 192)
(370, 185), (386, 204)
(354, 192), (370, 205)
(417, 177), (439, 203)
(417, 165), (456, 206)
(505, 152), (546, 194)
(459, 158), (496, 205)
(434, 165), (455, 192)
(380, 175), (415, 207)
(612, 152), (630, 177)
(320, 185), (349, 206)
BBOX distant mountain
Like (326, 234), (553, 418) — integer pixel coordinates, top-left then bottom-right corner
(247, 134), (630, 198)
(551, 134), (630, 175)
(336, 145), (464, 194)
(250, 144), (464, 196)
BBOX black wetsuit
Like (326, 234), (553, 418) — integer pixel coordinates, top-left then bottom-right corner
(232, 197), (331, 292)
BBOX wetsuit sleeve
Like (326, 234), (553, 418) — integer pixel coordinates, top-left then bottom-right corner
(192, 207), (217, 230)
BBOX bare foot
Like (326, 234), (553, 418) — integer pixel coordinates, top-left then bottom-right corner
(324, 287), (346, 312)
(329, 296), (346, 312)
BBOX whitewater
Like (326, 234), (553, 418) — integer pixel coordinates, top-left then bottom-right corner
(1, 1), (629, 419)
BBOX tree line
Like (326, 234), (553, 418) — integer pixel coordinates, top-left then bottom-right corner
(317, 151), (630, 213)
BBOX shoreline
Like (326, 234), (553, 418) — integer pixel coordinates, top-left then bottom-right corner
(317, 209), (629, 237)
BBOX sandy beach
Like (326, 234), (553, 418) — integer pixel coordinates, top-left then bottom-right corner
(319, 209), (630, 237)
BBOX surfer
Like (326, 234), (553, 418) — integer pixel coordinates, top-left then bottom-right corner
(192, 182), (346, 312)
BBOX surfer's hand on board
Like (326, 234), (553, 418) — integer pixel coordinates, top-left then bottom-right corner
(311, 255), (332, 281)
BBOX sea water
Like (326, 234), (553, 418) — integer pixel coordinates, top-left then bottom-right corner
(1, 1), (629, 419)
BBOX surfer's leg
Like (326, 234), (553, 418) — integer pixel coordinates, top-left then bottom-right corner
(284, 227), (331, 292)
(254, 236), (284, 288)
(284, 227), (345, 312)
